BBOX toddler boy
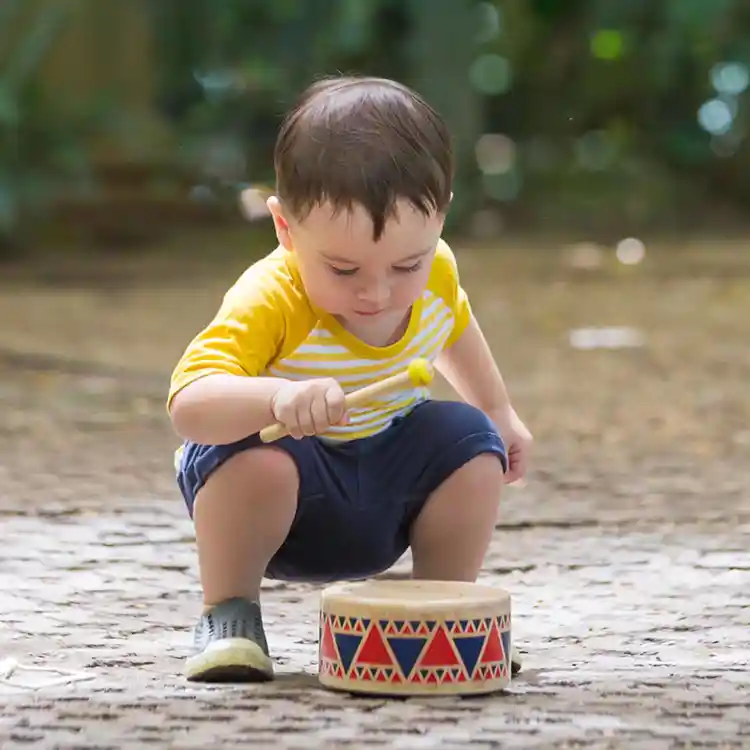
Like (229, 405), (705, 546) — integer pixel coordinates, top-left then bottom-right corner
(168, 75), (533, 683)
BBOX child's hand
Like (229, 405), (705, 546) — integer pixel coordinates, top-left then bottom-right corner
(489, 405), (533, 485)
(270, 378), (348, 439)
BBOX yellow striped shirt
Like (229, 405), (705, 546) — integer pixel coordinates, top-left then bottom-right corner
(168, 239), (471, 441)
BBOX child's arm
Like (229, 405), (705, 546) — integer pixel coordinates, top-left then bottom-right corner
(436, 312), (533, 483)
(436, 312), (511, 414)
(169, 374), (283, 445)
(167, 259), (293, 445)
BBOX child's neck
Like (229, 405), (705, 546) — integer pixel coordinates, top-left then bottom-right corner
(336, 308), (411, 348)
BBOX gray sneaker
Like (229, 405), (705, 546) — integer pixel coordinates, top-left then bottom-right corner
(184, 597), (274, 682)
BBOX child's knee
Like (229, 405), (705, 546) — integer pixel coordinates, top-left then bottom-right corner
(196, 447), (299, 507)
(452, 453), (506, 491)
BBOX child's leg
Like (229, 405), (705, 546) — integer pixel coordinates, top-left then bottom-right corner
(176, 441), (301, 683)
(175, 430), (416, 683)
(193, 447), (298, 608)
(409, 454), (503, 581)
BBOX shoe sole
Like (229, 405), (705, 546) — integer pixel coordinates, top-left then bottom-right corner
(185, 638), (274, 683)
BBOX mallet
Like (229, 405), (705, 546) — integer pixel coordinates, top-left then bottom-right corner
(258, 357), (434, 443)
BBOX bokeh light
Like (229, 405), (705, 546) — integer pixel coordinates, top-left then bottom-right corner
(475, 2), (502, 43)
(482, 170), (521, 202)
(710, 62), (749, 96)
(616, 237), (646, 265)
(698, 98), (734, 135)
(469, 54), (512, 95)
(475, 134), (516, 175)
(590, 30), (624, 60)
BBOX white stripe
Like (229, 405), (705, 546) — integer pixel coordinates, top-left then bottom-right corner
(344, 393), (423, 424)
(293, 293), (449, 356)
(324, 399), (424, 435)
(275, 315), (452, 373)
(266, 326), (448, 386)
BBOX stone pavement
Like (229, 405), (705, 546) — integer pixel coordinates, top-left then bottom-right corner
(1, 472), (748, 749)
(1, 241), (749, 747)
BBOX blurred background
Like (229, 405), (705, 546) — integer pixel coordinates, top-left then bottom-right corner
(0, 0), (748, 507)
(4, 0), (750, 251)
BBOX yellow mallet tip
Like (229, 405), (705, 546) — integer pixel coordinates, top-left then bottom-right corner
(407, 358), (434, 387)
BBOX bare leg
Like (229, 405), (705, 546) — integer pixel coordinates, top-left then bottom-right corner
(193, 447), (299, 608)
(184, 447), (299, 682)
(410, 454), (503, 581)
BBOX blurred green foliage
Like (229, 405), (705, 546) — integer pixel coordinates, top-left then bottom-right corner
(4, 0), (750, 251)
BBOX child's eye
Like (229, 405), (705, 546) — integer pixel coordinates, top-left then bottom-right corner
(393, 261), (423, 273)
(330, 266), (358, 276)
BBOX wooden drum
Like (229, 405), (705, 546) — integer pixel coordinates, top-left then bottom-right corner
(317, 579), (512, 696)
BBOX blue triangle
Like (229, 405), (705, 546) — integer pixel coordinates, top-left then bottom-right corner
(334, 632), (362, 674)
(454, 636), (485, 677)
(445, 620), (455, 632)
(459, 619), (469, 632)
(361, 618), (371, 630)
(387, 636), (427, 679)
(501, 630), (511, 663)
(426, 621), (436, 631)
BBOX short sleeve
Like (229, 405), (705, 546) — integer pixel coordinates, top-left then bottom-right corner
(167, 263), (289, 411)
(430, 239), (472, 348)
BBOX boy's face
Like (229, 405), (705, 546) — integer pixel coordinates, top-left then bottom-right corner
(266, 196), (445, 331)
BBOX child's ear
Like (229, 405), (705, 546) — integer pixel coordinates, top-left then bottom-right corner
(265, 195), (294, 250)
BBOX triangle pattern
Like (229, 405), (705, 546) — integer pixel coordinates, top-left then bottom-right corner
(387, 636), (428, 679)
(334, 632), (362, 675)
(419, 625), (460, 668)
(480, 622), (505, 664)
(453, 635), (485, 678)
(320, 617), (338, 662)
(357, 624), (394, 667)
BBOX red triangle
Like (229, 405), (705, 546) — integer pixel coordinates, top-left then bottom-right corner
(377, 669), (387, 682)
(343, 618), (351, 632)
(418, 626), (460, 668)
(480, 622), (504, 665)
(321, 618), (338, 662)
(357, 624), (394, 666)
(426, 671), (439, 684)
(457, 670), (467, 682)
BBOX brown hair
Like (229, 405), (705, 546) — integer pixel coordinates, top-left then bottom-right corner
(274, 76), (453, 240)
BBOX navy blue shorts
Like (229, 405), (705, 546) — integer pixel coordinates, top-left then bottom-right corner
(176, 399), (507, 584)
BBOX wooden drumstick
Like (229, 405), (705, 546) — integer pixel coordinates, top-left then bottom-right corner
(258, 358), (434, 443)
